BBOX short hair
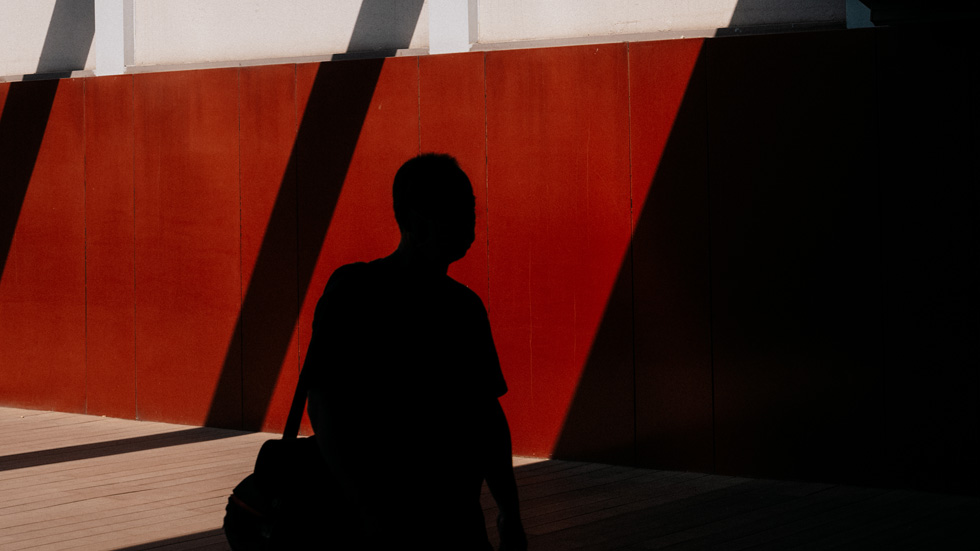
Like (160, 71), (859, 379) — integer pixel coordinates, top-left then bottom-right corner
(392, 154), (474, 231)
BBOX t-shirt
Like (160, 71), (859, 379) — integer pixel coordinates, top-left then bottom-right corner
(305, 256), (506, 539)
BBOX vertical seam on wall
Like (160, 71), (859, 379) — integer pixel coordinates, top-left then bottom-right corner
(483, 52), (491, 308)
(132, 74), (139, 420)
(417, 56), (422, 154)
(237, 68), (245, 429)
(703, 39), (717, 473)
(293, 64), (301, 374)
(82, 79), (89, 415)
(872, 28), (885, 461)
(625, 42), (637, 465)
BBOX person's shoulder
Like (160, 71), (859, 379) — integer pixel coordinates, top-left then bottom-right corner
(445, 278), (487, 311)
(327, 261), (372, 286)
(318, 263), (372, 305)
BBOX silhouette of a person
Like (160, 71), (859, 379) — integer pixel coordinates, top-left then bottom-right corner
(305, 154), (526, 550)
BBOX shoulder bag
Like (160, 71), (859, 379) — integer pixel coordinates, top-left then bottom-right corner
(222, 367), (355, 549)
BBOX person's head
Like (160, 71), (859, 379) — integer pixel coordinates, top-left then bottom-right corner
(393, 154), (476, 267)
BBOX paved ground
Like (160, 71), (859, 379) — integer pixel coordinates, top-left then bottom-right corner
(1, 406), (977, 550)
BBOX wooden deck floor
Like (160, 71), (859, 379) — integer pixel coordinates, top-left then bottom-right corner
(2, 406), (977, 550)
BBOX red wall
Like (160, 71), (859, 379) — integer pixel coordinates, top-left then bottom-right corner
(85, 75), (136, 419)
(0, 27), (976, 493)
(0, 79), (85, 414)
(486, 43), (633, 458)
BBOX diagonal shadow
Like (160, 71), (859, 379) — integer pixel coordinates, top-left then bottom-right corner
(0, 81), (59, 279)
(553, 0), (822, 473)
(552, 48), (711, 469)
(556, 24), (903, 489)
(204, 0), (425, 429)
(0, 427), (246, 472)
(110, 529), (227, 551)
(30, 0), (95, 79)
(0, 0), (94, 280)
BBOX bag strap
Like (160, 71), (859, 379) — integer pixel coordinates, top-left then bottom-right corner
(282, 365), (311, 440)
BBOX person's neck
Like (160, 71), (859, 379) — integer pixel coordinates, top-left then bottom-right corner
(388, 242), (449, 278)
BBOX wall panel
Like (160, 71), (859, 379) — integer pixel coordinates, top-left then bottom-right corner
(877, 26), (980, 493)
(133, 68), (242, 427)
(84, 75), (137, 419)
(707, 30), (882, 483)
(628, 39), (713, 472)
(486, 44), (632, 460)
(238, 64), (301, 432)
(295, 56), (419, 382)
(0, 79), (86, 412)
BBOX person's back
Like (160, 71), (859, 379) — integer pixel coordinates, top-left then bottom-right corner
(304, 154), (525, 549)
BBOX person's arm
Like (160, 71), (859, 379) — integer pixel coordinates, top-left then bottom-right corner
(483, 398), (527, 551)
(304, 266), (363, 497)
(305, 266), (387, 538)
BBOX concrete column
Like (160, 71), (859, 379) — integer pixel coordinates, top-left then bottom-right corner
(94, 0), (132, 75)
(429, 0), (477, 54)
